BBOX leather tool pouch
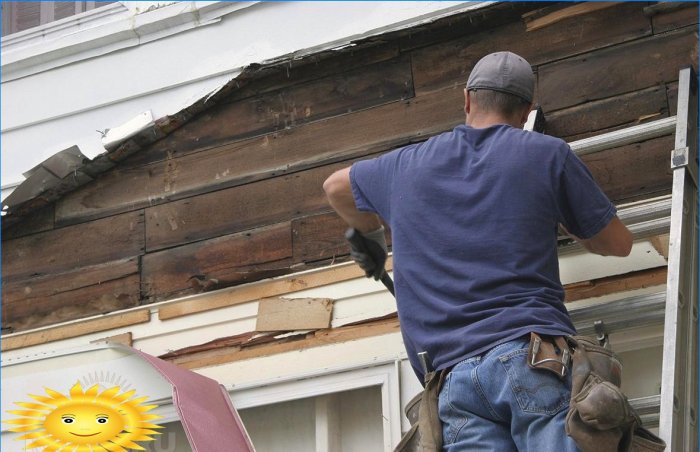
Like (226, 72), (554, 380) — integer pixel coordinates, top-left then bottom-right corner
(565, 336), (666, 452)
(528, 332), (571, 378)
(393, 369), (447, 452)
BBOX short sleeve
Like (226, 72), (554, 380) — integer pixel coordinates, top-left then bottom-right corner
(349, 150), (403, 222)
(557, 147), (616, 239)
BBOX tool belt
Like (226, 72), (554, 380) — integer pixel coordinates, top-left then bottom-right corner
(564, 335), (666, 452)
(393, 367), (447, 452)
(394, 334), (666, 452)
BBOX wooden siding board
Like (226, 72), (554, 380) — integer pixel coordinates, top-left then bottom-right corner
(57, 84), (465, 227)
(292, 212), (348, 263)
(2, 258), (140, 333)
(651, 3), (698, 34)
(224, 43), (401, 104)
(546, 86), (670, 141)
(2, 211), (145, 281)
(123, 55), (414, 168)
(144, 165), (333, 252)
(666, 81), (679, 116)
(2, 204), (54, 240)
(582, 135), (674, 204)
(537, 27), (698, 112)
(411, 2), (653, 95)
(141, 222), (293, 301)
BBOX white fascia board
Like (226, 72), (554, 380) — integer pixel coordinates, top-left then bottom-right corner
(0, 1), (258, 81)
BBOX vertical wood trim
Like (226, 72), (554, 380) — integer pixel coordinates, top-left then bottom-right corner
(40, 2), (54, 24)
(315, 394), (341, 452)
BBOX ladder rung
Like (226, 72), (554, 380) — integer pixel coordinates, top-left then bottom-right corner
(569, 116), (677, 156)
(630, 395), (661, 429)
(569, 291), (665, 337)
(558, 196), (671, 255)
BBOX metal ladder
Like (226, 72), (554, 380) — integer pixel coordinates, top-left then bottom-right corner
(530, 67), (698, 449)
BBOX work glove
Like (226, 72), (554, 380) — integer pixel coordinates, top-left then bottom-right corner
(346, 226), (388, 281)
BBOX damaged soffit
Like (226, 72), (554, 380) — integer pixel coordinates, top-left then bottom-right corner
(1, 1), (506, 229)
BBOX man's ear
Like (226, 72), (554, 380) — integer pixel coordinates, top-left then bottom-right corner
(464, 88), (471, 116)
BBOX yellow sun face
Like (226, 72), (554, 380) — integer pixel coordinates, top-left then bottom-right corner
(5, 381), (163, 452)
(44, 402), (125, 444)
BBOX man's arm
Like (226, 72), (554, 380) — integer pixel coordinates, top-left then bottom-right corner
(564, 216), (633, 257)
(323, 167), (382, 233)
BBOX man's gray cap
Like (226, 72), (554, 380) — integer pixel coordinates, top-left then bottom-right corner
(467, 51), (535, 103)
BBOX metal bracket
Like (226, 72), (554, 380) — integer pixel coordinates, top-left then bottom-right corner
(594, 320), (609, 349)
(671, 147), (689, 169)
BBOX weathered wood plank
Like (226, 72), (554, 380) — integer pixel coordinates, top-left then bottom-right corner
(2, 211), (145, 281)
(292, 211), (393, 264)
(292, 212), (349, 263)
(141, 222), (293, 301)
(650, 3), (698, 34)
(3, 269), (140, 333)
(582, 135), (674, 204)
(545, 86), (669, 141)
(2, 204), (54, 240)
(256, 297), (333, 332)
(224, 42), (400, 104)
(56, 84), (465, 226)
(143, 164), (337, 251)
(125, 55), (414, 168)
(411, 2), (652, 94)
(1, 309), (151, 352)
(537, 27), (698, 112)
(523, 2), (619, 32)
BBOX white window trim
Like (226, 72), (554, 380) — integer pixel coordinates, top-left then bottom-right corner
(1, 1), (258, 82)
(151, 360), (403, 451)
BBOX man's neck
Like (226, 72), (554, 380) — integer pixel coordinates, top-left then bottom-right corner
(466, 113), (522, 129)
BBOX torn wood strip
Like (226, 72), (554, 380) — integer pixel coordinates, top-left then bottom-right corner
(1, 310), (150, 352)
(524, 2), (619, 32)
(564, 266), (667, 303)
(256, 297), (333, 332)
(158, 257), (393, 320)
(166, 315), (401, 370)
(90, 332), (133, 347)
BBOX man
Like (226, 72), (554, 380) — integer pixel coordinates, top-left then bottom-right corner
(323, 51), (632, 451)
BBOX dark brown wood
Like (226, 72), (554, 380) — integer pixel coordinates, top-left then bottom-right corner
(2, 258), (140, 332)
(67, 86), (464, 232)
(650, 3), (698, 34)
(224, 42), (400, 104)
(2, 210), (145, 281)
(292, 211), (349, 263)
(2, 204), (54, 240)
(537, 27), (698, 112)
(546, 86), (669, 141)
(141, 222), (293, 301)
(144, 164), (336, 251)
(582, 134), (674, 204)
(292, 211), (393, 264)
(411, 2), (652, 95)
(124, 55), (414, 168)
(523, 2), (619, 32)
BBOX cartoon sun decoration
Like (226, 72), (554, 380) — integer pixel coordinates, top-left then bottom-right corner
(5, 381), (163, 451)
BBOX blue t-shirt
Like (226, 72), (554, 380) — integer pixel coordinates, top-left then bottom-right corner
(350, 124), (616, 381)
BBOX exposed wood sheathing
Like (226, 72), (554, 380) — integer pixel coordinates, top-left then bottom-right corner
(2, 2), (697, 333)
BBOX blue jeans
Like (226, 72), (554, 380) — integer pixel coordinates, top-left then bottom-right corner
(438, 337), (580, 452)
